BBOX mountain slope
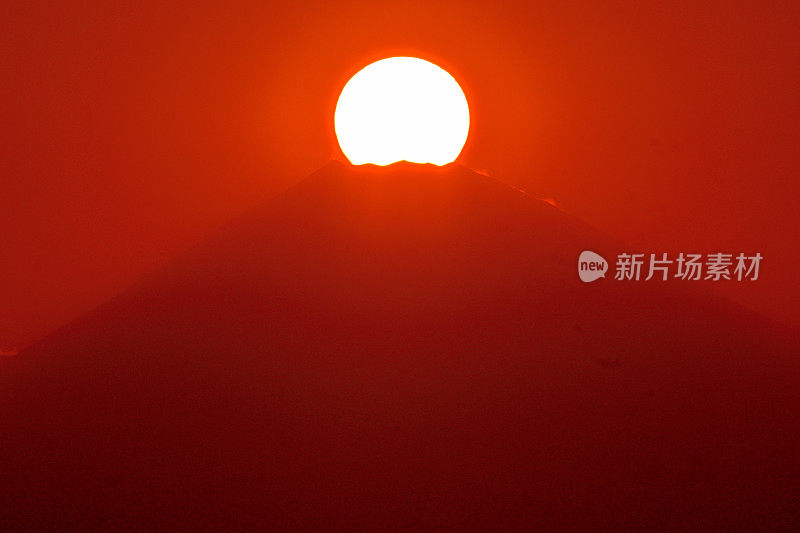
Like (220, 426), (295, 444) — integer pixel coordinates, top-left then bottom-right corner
(2, 161), (798, 529)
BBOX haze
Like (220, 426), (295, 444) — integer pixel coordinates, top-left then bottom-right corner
(2, 1), (799, 348)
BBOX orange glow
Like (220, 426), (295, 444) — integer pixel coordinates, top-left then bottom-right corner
(334, 57), (469, 166)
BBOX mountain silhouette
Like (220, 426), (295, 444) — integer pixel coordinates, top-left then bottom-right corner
(2, 161), (799, 529)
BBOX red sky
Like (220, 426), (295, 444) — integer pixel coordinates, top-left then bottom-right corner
(3, 0), (799, 348)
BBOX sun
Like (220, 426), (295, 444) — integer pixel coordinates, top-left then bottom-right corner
(334, 57), (470, 166)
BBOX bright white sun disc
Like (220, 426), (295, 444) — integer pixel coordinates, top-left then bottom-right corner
(334, 57), (470, 166)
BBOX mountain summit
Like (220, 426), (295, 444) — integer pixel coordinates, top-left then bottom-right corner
(3, 161), (798, 529)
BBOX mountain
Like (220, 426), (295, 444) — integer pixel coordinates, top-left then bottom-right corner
(2, 161), (798, 529)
